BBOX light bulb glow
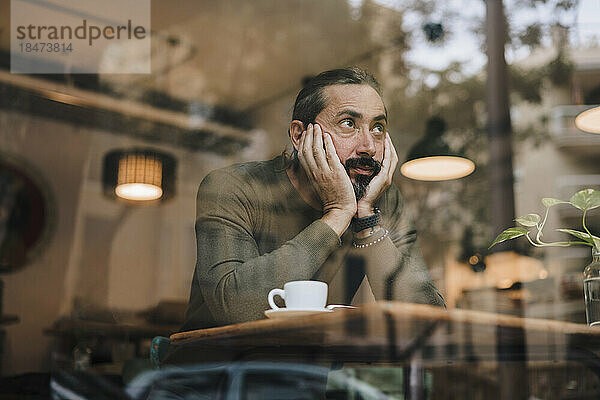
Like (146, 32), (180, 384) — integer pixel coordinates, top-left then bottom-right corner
(400, 156), (475, 181)
(115, 183), (163, 201)
(575, 106), (600, 134)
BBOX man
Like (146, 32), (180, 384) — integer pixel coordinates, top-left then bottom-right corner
(182, 67), (444, 330)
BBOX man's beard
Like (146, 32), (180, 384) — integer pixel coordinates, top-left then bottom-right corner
(344, 157), (382, 200)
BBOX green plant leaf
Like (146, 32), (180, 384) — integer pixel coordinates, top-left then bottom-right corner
(594, 237), (600, 251)
(542, 197), (568, 207)
(489, 227), (529, 249)
(515, 214), (540, 227)
(569, 189), (600, 211)
(591, 190), (600, 210)
(556, 228), (600, 245)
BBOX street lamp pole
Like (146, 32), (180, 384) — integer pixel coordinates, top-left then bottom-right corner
(486, 0), (516, 253)
(486, 2), (528, 400)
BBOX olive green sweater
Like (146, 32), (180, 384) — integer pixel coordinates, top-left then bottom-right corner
(182, 156), (444, 330)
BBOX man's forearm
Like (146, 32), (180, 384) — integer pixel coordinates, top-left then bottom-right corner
(196, 219), (341, 325)
(349, 231), (445, 307)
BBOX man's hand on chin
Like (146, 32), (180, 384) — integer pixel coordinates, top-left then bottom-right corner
(356, 133), (398, 218)
(298, 123), (356, 237)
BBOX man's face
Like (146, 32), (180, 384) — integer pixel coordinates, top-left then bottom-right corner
(314, 84), (386, 199)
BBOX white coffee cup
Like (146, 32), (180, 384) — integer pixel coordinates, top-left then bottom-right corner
(268, 280), (328, 310)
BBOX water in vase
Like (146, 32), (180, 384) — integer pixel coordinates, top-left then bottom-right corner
(584, 277), (600, 326)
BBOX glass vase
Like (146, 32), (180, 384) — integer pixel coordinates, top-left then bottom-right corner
(583, 247), (600, 326)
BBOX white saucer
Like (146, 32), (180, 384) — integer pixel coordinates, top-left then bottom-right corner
(264, 308), (333, 319)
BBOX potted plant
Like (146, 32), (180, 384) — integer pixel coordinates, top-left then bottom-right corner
(489, 189), (600, 326)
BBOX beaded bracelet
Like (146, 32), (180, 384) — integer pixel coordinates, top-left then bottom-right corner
(353, 229), (389, 249)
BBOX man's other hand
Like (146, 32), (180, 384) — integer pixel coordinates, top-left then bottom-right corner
(357, 133), (398, 218)
(298, 123), (356, 236)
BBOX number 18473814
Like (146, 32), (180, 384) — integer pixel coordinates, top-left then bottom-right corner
(19, 42), (73, 53)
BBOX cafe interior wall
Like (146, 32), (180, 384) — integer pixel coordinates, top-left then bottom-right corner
(0, 105), (271, 374)
(0, 110), (91, 374)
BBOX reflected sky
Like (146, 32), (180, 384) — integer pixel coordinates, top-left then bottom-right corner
(369, 0), (600, 75)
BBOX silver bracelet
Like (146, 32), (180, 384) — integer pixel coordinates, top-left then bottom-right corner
(353, 229), (389, 248)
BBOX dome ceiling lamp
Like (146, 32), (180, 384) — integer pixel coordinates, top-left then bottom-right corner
(400, 117), (475, 181)
(575, 106), (600, 134)
(102, 149), (176, 202)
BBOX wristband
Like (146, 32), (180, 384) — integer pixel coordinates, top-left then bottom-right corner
(352, 207), (381, 233)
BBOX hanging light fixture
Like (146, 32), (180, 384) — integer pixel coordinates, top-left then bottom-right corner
(400, 117), (475, 181)
(575, 106), (600, 134)
(102, 149), (176, 202)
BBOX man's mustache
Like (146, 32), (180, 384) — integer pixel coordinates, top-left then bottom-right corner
(344, 157), (382, 176)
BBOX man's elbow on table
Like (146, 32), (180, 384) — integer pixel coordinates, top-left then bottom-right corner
(414, 282), (446, 309)
(203, 274), (267, 326)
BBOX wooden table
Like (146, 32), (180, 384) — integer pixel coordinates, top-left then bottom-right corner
(168, 302), (600, 399)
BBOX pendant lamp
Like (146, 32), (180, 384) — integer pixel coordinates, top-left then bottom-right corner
(400, 117), (475, 181)
(102, 149), (176, 202)
(575, 106), (600, 134)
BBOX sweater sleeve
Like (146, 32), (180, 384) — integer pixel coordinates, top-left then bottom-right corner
(348, 186), (445, 307)
(191, 169), (341, 326)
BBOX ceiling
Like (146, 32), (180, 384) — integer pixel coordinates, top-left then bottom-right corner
(0, 0), (411, 155)
(0, 0), (401, 114)
(143, 0), (383, 111)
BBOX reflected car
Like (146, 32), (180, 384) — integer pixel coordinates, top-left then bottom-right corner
(125, 362), (398, 400)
